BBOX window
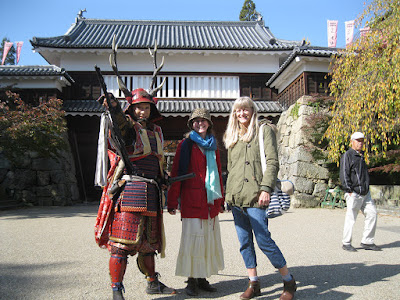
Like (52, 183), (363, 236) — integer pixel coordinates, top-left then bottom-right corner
(240, 75), (276, 101)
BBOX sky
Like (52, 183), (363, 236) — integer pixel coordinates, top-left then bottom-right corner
(1, 0), (370, 66)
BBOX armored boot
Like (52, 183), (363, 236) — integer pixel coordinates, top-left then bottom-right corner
(240, 280), (261, 300)
(185, 277), (198, 296)
(279, 277), (297, 300)
(112, 283), (125, 300)
(109, 254), (127, 300)
(146, 273), (176, 294)
(142, 254), (176, 294)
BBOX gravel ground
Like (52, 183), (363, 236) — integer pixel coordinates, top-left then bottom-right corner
(1, 204), (399, 300)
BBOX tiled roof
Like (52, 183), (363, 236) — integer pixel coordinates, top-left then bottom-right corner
(158, 99), (282, 114)
(62, 99), (282, 117)
(0, 65), (74, 83)
(31, 18), (301, 51)
(266, 46), (338, 86)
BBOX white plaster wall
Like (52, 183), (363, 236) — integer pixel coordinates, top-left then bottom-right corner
(56, 50), (287, 73)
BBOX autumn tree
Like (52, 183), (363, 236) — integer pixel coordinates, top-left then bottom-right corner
(1, 37), (16, 65)
(0, 91), (67, 163)
(325, 0), (400, 165)
(239, 0), (257, 21)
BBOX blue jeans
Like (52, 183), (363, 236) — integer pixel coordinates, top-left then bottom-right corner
(231, 206), (287, 269)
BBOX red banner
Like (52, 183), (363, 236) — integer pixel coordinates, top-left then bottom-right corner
(2, 41), (13, 65)
(16, 41), (23, 64)
(327, 20), (338, 48)
(345, 20), (355, 46)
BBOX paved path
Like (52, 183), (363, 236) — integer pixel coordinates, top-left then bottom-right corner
(1, 205), (399, 300)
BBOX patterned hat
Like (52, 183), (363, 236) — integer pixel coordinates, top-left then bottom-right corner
(187, 108), (213, 129)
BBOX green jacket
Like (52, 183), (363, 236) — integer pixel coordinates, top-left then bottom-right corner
(226, 123), (279, 208)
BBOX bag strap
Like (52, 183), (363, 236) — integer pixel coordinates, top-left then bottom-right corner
(259, 124), (267, 174)
(178, 138), (193, 176)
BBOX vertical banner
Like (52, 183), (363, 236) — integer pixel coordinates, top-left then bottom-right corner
(327, 20), (338, 48)
(16, 41), (24, 64)
(345, 20), (355, 46)
(1, 41), (13, 65)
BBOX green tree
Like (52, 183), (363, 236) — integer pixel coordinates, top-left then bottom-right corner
(239, 0), (256, 21)
(1, 37), (16, 65)
(0, 91), (67, 162)
(325, 0), (400, 164)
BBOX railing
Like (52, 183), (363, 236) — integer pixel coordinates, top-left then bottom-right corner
(103, 75), (240, 99)
(277, 73), (305, 109)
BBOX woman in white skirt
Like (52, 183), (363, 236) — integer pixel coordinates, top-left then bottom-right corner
(168, 108), (225, 296)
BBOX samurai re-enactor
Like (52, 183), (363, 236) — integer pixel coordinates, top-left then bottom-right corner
(94, 37), (175, 300)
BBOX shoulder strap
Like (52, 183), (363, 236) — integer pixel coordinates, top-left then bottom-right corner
(178, 138), (193, 176)
(259, 124), (267, 173)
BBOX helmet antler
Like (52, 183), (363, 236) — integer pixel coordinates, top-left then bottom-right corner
(109, 35), (131, 98)
(109, 35), (166, 99)
(148, 40), (166, 97)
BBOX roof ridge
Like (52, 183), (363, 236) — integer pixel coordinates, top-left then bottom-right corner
(31, 18), (302, 51)
(81, 18), (266, 26)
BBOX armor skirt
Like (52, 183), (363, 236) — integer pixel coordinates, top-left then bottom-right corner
(109, 211), (162, 255)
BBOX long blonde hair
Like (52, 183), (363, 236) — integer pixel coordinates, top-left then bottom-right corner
(223, 97), (258, 149)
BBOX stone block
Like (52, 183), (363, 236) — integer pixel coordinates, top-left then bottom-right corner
(292, 177), (314, 194)
(291, 115), (308, 134)
(37, 171), (50, 186)
(35, 186), (53, 198)
(14, 156), (32, 169)
(14, 169), (36, 189)
(70, 184), (80, 201)
(292, 161), (329, 180)
(298, 104), (314, 116)
(287, 147), (313, 164)
(21, 190), (36, 204)
(288, 131), (302, 148)
(291, 192), (320, 208)
(297, 96), (313, 105)
(28, 151), (40, 159)
(370, 185), (400, 203)
(313, 182), (329, 198)
(50, 170), (66, 184)
(0, 168), (7, 183)
(0, 154), (11, 169)
(32, 158), (61, 171)
(38, 197), (53, 206)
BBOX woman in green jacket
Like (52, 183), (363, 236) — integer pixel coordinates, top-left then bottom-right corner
(223, 97), (296, 300)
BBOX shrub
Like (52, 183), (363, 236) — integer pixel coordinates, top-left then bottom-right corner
(0, 91), (68, 163)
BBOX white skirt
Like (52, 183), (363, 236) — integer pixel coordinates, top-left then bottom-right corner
(175, 216), (224, 278)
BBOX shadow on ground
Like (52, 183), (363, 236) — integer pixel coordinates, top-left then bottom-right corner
(153, 262), (400, 300)
(0, 203), (99, 220)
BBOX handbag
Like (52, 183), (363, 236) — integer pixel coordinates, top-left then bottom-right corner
(259, 123), (294, 218)
(267, 180), (293, 218)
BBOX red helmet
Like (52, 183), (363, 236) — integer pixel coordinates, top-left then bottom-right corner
(125, 88), (161, 122)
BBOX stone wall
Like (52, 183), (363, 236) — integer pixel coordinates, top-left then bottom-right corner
(276, 96), (400, 210)
(0, 148), (80, 206)
(370, 185), (400, 209)
(277, 96), (332, 207)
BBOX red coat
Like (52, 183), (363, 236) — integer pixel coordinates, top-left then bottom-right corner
(167, 139), (224, 219)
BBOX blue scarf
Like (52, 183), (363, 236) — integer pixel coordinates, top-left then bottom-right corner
(189, 131), (222, 204)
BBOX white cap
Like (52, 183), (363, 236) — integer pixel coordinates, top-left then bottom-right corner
(351, 132), (365, 140)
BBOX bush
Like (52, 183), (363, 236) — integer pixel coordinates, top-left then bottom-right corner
(0, 91), (68, 163)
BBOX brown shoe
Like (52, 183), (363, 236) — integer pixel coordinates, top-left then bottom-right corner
(279, 277), (297, 300)
(240, 280), (261, 300)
